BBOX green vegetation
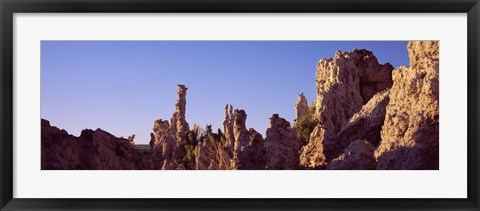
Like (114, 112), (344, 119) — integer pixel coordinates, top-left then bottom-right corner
(294, 105), (319, 147)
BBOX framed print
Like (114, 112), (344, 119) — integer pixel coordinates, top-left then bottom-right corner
(1, 0), (479, 210)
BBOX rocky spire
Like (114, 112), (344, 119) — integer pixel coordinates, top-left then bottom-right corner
(232, 109), (266, 170)
(149, 84), (191, 169)
(223, 104), (235, 153)
(171, 84), (190, 145)
(264, 114), (299, 170)
(294, 93), (308, 121)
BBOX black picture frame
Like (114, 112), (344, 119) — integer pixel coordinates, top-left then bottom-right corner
(1, 0), (479, 210)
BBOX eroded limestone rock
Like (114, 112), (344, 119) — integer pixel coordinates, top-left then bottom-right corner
(327, 140), (376, 170)
(375, 41), (439, 170)
(337, 89), (390, 149)
(294, 93), (308, 121)
(232, 109), (266, 170)
(264, 114), (299, 170)
(301, 49), (393, 167)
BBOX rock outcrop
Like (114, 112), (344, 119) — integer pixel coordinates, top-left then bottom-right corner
(300, 49), (394, 167)
(41, 119), (152, 170)
(264, 114), (299, 170)
(294, 93), (308, 121)
(336, 89), (390, 148)
(299, 125), (328, 169)
(327, 140), (376, 170)
(232, 109), (266, 170)
(375, 41), (439, 170)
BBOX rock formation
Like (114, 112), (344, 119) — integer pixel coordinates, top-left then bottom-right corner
(195, 125), (232, 170)
(42, 42), (439, 171)
(264, 114), (299, 170)
(336, 89), (390, 148)
(151, 119), (175, 168)
(294, 93), (308, 121)
(150, 84), (191, 169)
(375, 41), (439, 170)
(327, 140), (376, 170)
(299, 125), (328, 169)
(41, 119), (152, 170)
(301, 49), (394, 167)
(232, 109), (266, 170)
(223, 104), (235, 155)
(170, 84), (190, 160)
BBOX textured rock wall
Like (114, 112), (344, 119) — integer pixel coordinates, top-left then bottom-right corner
(375, 41), (439, 170)
(327, 140), (376, 170)
(336, 89), (390, 149)
(300, 49), (393, 167)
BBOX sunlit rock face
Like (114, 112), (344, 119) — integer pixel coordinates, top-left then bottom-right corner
(232, 109), (266, 170)
(327, 140), (377, 170)
(294, 93), (308, 121)
(264, 114), (299, 170)
(300, 49), (394, 168)
(299, 124), (328, 169)
(375, 41), (439, 170)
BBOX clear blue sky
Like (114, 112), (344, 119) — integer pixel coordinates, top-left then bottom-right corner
(41, 41), (409, 144)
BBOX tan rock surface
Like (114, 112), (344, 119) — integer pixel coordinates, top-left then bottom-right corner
(375, 41), (439, 169)
(301, 49), (393, 167)
(327, 140), (376, 170)
(336, 89), (390, 149)
(299, 125), (328, 169)
(294, 93), (308, 121)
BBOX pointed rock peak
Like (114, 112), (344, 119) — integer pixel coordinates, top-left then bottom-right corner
(233, 109), (247, 127)
(269, 114), (291, 129)
(294, 94), (308, 121)
(177, 84), (188, 91)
